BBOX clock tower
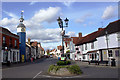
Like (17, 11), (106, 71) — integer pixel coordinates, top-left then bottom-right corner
(17, 10), (26, 62)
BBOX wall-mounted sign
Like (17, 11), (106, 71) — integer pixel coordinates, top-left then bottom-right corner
(104, 51), (106, 54)
(22, 55), (24, 62)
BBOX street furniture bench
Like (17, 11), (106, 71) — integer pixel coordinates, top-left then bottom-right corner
(88, 60), (108, 66)
(88, 60), (99, 65)
(99, 61), (108, 66)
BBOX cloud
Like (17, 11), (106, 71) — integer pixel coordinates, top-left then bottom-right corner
(75, 14), (92, 23)
(0, 7), (62, 44)
(31, 7), (61, 23)
(3, 11), (18, 18)
(29, 1), (37, 5)
(102, 6), (117, 20)
(43, 46), (56, 51)
(83, 24), (87, 27)
(26, 28), (61, 43)
(63, 0), (75, 7)
(66, 31), (77, 37)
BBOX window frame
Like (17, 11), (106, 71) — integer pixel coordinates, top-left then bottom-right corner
(85, 44), (87, 50)
(3, 36), (6, 44)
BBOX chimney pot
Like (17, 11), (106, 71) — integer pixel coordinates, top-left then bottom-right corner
(98, 28), (103, 31)
(79, 32), (82, 38)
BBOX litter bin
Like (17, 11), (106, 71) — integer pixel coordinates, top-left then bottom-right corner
(111, 58), (116, 67)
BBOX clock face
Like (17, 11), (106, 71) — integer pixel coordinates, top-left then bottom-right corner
(21, 28), (25, 32)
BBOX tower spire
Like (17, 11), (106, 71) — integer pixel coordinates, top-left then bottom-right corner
(19, 10), (24, 22)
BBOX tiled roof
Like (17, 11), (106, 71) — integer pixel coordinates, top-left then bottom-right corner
(71, 37), (80, 44)
(76, 19), (120, 46)
(57, 45), (62, 50)
(76, 28), (104, 46)
(50, 49), (56, 52)
(0, 26), (19, 38)
(31, 41), (38, 47)
(98, 19), (120, 37)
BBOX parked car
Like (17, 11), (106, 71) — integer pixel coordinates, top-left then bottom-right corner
(50, 55), (53, 58)
(45, 55), (49, 58)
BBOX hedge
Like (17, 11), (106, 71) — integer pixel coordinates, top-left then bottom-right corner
(57, 61), (71, 65)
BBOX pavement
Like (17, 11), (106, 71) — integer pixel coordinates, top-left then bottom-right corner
(75, 61), (119, 78)
(2, 57), (46, 69)
(1, 58), (120, 80)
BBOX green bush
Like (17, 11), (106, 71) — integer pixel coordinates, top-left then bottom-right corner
(68, 65), (83, 75)
(66, 61), (71, 65)
(48, 65), (55, 72)
(57, 60), (71, 65)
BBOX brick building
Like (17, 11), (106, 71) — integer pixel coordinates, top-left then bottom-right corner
(0, 27), (20, 63)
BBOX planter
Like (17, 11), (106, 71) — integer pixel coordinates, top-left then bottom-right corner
(48, 64), (83, 76)
(50, 67), (71, 76)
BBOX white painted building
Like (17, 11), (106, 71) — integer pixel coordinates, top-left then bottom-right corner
(69, 33), (83, 61)
(55, 45), (62, 58)
(75, 20), (120, 66)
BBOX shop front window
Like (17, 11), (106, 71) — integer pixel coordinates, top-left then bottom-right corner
(108, 50), (113, 57)
(90, 54), (92, 58)
(83, 55), (85, 59)
(115, 50), (119, 57)
(3, 51), (7, 62)
(13, 51), (16, 62)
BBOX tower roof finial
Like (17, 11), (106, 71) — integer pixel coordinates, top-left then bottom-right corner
(19, 10), (24, 22)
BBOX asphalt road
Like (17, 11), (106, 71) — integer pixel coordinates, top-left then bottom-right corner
(1, 58), (119, 80)
(2, 58), (58, 78)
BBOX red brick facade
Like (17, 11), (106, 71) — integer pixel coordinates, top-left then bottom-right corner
(0, 27), (19, 49)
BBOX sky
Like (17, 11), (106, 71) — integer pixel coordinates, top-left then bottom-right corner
(0, 1), (119, 50)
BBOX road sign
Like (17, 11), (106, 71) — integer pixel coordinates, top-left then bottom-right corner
(61, 57), (65, 61)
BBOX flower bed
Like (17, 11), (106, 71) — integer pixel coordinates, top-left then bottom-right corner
(48, 64), (83, 76)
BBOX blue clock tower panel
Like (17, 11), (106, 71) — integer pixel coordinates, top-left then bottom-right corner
(17, 11), (26, 62)
(17, 32), (26, 62)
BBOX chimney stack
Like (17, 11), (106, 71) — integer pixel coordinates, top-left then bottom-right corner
(98, 28), (103, 31)
(79, 32), (82, 38)
(28, 38), (31, 44)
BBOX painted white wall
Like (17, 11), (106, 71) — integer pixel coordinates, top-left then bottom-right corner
(97, 32), (120, 49)
(56, 49), (61, 57)
(76, 40), (98, 61)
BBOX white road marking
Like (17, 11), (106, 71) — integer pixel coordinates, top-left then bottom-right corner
(33, 71), (42, 79)
(38, 74), (86, 78)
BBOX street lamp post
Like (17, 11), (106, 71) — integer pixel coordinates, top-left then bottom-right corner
(57, 17), (69, 57)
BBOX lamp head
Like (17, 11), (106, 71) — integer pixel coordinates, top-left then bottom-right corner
(64, 18), (69, 27)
